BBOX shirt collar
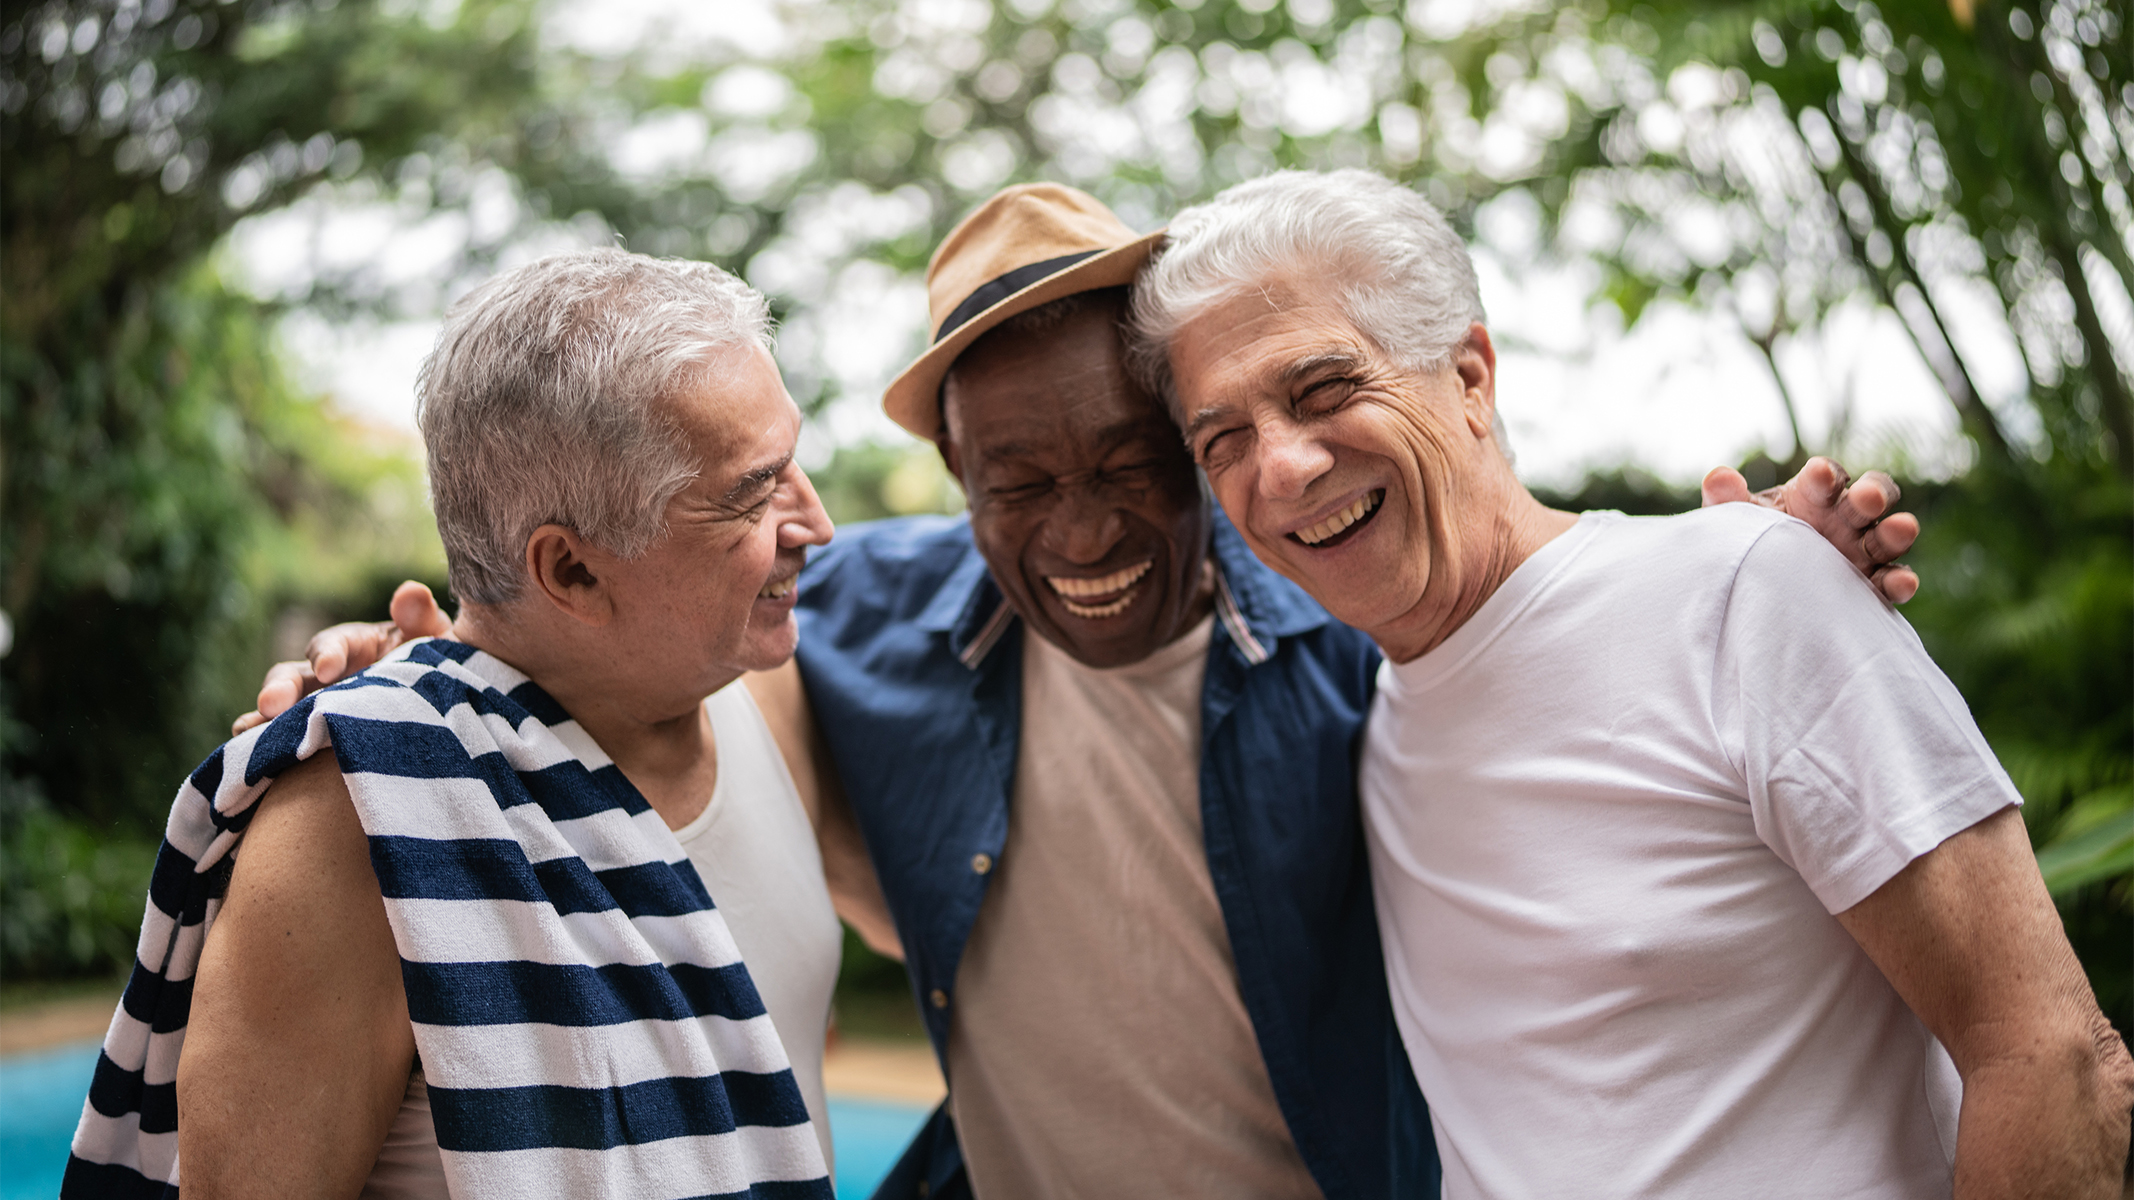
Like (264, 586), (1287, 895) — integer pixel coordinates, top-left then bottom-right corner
(923, 506), (1337, 671)
(1206, 506), (1336, 645)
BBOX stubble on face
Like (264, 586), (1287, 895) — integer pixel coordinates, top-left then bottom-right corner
(628, 345), (830, 686)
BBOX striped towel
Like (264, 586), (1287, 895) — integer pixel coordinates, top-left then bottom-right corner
(62, 638), (833, 1200)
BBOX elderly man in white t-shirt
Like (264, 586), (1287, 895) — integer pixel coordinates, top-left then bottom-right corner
(1131, 169), (2134, 1200)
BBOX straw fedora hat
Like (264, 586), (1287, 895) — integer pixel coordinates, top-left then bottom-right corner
(882, 183), (1165, 440)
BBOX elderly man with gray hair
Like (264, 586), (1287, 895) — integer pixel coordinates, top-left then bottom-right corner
(65, 249), (840, 1200)
(1132, 170), (2134, 1200)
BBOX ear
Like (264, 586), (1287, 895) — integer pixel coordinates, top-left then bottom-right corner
(935, 433), (962, 481)
(524, 524), (615, 627)
(1455, 322), (1498, 440)
(934, 387), (965, 482)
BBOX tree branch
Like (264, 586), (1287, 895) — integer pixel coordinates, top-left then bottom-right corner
(1828, 124), (2017, 467)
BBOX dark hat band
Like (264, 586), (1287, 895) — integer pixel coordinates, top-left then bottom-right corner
(934, 249), (1105, 342)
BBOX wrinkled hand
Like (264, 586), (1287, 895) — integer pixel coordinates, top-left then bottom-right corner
(230, 581), (454, 734)
(1701, 457), (1920, 605)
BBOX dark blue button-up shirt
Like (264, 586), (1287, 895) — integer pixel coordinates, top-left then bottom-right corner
(794, 511), (1437, 1200)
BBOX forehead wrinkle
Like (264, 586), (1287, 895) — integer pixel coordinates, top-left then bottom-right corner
(972, 405), (1165, 463)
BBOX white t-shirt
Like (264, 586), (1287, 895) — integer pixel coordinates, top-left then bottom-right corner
(359, 681), (843, 1198)
(1362, 506), (2020, 1200)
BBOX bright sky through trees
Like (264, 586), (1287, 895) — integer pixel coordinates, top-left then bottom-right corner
(231, 0), (1976, 489)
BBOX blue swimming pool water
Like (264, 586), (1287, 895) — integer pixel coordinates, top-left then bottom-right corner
(0, 1042), (91, 1200)
(0, 1041), (928, 1199)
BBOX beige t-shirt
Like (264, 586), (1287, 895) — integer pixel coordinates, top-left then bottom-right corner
(944, 616), (1323, 1200)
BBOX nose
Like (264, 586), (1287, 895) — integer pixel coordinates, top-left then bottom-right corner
(1046, 485), (1126, 565)
(778, 463), (835, 549)
(1255, 417), (1334, 501)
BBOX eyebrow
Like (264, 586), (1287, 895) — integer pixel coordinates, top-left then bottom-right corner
(1181, 348), (1367, 442)
(717, 451), (792, 507)
(1181, 406), (1230, 444)
(1278, 348), (1366, 386)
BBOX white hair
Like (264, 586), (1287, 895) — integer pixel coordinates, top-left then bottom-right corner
(418, 248), (773, 606)
(1129, 169), (1511, 459)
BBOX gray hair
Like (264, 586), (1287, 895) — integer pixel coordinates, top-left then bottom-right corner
(1129, 170), (1510, 458)
(418, 248), (773, 606)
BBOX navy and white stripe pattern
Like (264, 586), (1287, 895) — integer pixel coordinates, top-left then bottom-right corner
(63, 639), (832, 1200)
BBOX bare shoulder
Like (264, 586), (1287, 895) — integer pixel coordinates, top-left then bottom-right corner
(180, 747), (414, 1197)
(743, 661), (819, 811)
(743, 660), (811, 741)
(229, 751), (366, 892)
(198, 748), (390, 1001)
(741, 663), (900, 957)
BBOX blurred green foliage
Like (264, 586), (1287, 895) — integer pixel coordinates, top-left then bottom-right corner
(812, 440), (966, 526)
(1, 0), (474, 979)
(2, 0), (2125, 1026)
(0, 780), (158, 979)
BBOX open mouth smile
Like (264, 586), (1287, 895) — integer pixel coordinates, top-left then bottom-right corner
(1291, 490), (1384, 548)
(757, 576), (797, 600)
(1045, 559), (1153, 620)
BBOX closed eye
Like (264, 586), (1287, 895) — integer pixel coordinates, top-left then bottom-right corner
(1297, 377), (1355, 415)
(989, 479), (1052, 499)
(1195, 427), (1248, 470)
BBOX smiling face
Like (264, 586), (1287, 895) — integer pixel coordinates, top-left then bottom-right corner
(601, 343), (835, 696)
(940, 291), (1213, 669)
(1165, 277), (1523, 661)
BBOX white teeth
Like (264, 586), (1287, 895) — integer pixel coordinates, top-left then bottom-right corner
(1045, 558), (1154, 619)
(757, 577), (795, 599)
(1294, 491), (1381, 546)
(1045, 559), (1153, 599)
(1060, 593), (1135, 619)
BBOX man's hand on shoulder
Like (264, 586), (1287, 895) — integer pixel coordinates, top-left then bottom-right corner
(232, 581), (453, 733)
(1702, 457), (1921, 605)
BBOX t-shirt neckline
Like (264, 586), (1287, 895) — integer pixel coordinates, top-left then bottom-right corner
(1028, 612), (1216, 680)
(1385, 510), (1619, 695)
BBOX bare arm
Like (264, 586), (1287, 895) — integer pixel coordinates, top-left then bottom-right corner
(177, 753), (416, 1198)
(1835, 807), (2134, 1199)
(1703, 456), (1922, 604)
(743, 659), (904, 961)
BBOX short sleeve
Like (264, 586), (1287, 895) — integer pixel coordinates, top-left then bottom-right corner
(1711, 517), (2021, 913)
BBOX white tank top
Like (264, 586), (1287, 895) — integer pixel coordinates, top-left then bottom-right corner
(357, 681), (843, 1197)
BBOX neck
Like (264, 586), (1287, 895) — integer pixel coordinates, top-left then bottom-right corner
(1375, 471), (1579, 665)
(450, 604), (722, 828)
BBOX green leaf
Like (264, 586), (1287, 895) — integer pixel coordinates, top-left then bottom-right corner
(2036, 807), (2134, 897)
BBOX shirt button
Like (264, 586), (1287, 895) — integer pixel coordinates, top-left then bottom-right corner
(970, 852), (993, 875)
(929, 988), (949, 1009)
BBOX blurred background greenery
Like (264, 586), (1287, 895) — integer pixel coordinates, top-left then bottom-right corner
(2, 0), (2128, 1030)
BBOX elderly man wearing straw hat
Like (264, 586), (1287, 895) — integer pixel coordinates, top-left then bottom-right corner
(255, 183), (1920, 1200)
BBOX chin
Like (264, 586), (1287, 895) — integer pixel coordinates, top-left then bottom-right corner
(738, 625), (800, 673)
(1054, 618), (1173, 669)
